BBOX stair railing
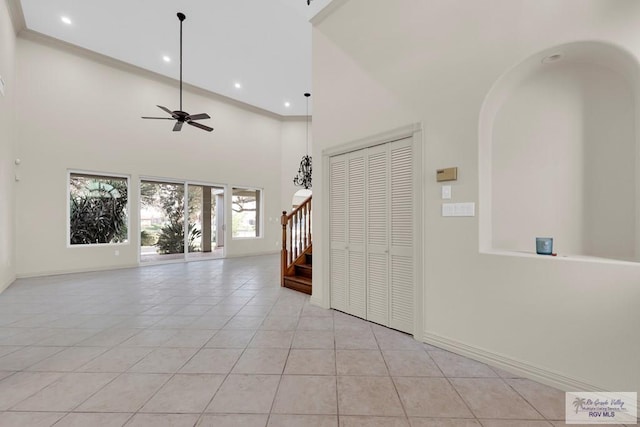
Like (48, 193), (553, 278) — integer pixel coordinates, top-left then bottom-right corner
(281, 195), (312, 286)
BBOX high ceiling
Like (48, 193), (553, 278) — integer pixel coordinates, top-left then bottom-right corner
(19, 0), (333, 116)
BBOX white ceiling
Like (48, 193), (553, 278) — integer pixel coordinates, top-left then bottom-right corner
(19, 0), (332, 116)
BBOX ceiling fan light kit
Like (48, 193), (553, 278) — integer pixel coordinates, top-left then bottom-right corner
(141, 12), (213, 132)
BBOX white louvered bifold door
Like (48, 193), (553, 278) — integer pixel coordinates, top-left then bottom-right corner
(329, 154), (348, 313)
(346, 152), (367, 318)
(388, 138), (414, 333)
(366, 144), (389, 326)
(329, 136), (415, 334)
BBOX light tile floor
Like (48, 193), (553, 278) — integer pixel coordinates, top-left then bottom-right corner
(0, 255), (630, 427)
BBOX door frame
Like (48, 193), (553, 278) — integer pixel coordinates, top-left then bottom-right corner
(320, 123), (424, 338)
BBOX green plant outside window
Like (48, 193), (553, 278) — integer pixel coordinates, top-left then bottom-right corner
(69, 173), (128, 245)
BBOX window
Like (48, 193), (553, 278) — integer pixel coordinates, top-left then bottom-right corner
(69, 172), (129, 245)
(232, 187), (262, 238)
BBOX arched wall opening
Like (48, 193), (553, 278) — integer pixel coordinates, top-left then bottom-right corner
(479, 41), (640, 262)
(292, 189), (312, 210)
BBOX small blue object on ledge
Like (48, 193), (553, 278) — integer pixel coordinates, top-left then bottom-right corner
(536, 237), (553, 255)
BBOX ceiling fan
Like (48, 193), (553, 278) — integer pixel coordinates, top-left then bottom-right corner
(142, 12), (213, 132)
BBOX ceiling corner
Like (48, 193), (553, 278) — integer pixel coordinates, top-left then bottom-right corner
(310, 0), (350, 26)
(5, 0), (26, 34)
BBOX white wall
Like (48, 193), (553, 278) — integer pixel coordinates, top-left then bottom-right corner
(0, 0), (16, 292)
(14, 35), (286, 277)
(492, 62), (636, 260)
(312, 0), (640, 394)
(280, 119), (312, 212)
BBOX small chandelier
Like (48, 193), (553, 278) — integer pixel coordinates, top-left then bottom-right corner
(293, 93), (312, 189)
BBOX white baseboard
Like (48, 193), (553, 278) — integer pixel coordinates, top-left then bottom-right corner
(16, 264), (139, 279)
(16, 252), (281, 279)
(225, 250), (279, 258)
(0, 274), (16, 294)
(309, 295), (329, 309)
(423, 331), (609, 394)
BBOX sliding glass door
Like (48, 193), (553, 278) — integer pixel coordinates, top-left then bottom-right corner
(187, 184), (225, 260)
(140, 179), (226, 264)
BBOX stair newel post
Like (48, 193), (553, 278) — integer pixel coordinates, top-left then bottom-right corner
(281, 211), (288, 287)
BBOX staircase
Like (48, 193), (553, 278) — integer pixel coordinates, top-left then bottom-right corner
(283, 250), (312, 294)
(281, 196), (312, 295)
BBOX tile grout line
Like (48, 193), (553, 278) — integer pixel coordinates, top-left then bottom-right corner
(264, 294), (303, 424)
(503, 378), (554, 422)
(192, 286), (290, 426)
(373, 327), (411, 423)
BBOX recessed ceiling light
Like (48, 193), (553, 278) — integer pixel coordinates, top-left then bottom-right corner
(61, 16), (72, 25)
(284, 102), (291, 108)
(542, 53), (564, 64)
(234, 82), (242, 89)
(162, 56), (171, 63)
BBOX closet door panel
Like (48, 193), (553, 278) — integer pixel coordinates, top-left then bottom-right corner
(389, 139), (414, 333)
(390, 141), (413, 252)
(329, 155), (348, 312)
(367, 252), (388, 324)
(331, 249), (347, 311)
(348, 252), (366, 318)
(366, 144), (389, 325)
(390, 255), (413, 333)
(347, 153), (367, 318)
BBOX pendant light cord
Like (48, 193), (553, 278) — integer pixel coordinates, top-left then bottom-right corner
(305, 93), (311, 156)
(179, 16), (183, 112)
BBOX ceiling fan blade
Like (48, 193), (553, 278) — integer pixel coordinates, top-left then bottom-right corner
(188, 121), (213, 132)
(188, 113), (210, 121)
(173, 121), (184, 132)
(157, 105), (176, 116)
(142, 116), (175, 120)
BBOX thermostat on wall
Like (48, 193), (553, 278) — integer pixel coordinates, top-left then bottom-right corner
(436, 167), (457, 182)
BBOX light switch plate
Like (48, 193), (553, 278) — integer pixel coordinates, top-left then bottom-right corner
(0, 75), (5, 97)
(441, 185), (451, 200)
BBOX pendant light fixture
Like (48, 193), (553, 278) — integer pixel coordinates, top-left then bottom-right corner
(293, 93), (312, 189)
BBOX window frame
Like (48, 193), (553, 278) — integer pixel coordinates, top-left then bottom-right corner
(67, 169), (131, 248)
(231, 186), (264, 240)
